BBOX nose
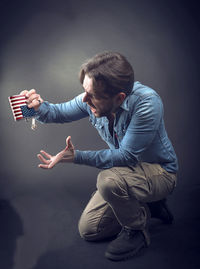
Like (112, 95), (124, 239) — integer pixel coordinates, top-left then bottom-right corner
(82, 92), (89, 103)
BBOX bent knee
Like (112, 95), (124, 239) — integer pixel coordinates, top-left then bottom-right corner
(97, 169), (121, 200)
(78, 212), (121, 242)
(78, 212), (100, 241)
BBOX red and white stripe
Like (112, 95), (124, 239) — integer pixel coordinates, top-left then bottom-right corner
(8, 95), (27, 121)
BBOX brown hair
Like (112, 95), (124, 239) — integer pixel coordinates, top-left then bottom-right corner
(79, 51), (134, 97)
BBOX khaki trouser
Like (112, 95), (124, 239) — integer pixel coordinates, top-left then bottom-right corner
(78, 162), (177, 242)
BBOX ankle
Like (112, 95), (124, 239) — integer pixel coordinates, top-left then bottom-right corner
(123, 226), (150, 246)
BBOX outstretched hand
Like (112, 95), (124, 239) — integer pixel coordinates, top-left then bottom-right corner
(20, 89), (44, 111)
(37, 136), (75, 169)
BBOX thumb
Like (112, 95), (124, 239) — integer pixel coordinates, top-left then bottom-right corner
(65, 136), (74, 150)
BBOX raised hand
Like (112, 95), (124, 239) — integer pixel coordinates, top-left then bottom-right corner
(20, 89), (44, 110)
(37, 136), (75, 169)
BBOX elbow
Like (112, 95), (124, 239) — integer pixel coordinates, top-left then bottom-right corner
(118, 148), (138, 166)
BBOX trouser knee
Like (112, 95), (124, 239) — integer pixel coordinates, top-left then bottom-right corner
(78, 214), (93, 241)
(97, 169), (123, 202)
(78, 208), (121, 242)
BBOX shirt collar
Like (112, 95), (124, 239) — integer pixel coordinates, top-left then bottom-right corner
(120, 97), (130, 111)
(119, 81), (139, 111)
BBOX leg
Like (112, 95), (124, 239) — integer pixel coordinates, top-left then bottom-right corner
(97, 163), (177, 229)
(78, 190), (121, 241)
(148, 198), (174, 224)
(96, 166), (148, 230)
(96, 163), (177, 260)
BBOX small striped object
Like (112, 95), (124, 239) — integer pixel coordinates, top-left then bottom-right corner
(8, 94), (36, 121)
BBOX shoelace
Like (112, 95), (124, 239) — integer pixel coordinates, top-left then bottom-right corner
(119, 227), (137, 238)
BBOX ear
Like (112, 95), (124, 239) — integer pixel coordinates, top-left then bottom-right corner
(116, 92), (126, 105)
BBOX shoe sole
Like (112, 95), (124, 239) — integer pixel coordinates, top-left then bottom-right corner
(105, 242), (146, 261)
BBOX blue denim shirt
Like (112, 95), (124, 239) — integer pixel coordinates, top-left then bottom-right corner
(36, 81), (178, 173)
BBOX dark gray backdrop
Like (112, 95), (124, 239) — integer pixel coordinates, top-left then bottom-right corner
(0, 0), (199, 269)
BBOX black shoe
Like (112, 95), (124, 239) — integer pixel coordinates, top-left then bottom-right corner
(105, 227), (149, 261)
(147, 199), (174, 224)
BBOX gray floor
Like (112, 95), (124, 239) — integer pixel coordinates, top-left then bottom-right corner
(0, 169), (199, 269)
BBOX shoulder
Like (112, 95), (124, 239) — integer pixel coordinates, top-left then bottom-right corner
(131, 82), (163, 107)
(132, 81), (160, 99)
(122, 82), (163, 115)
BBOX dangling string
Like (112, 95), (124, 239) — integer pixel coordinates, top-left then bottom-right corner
(31, 117), (37, 130)
(31, 99), (40, 130)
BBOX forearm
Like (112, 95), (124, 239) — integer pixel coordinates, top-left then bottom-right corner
(35, 94), (89, 123)
(74, 148), (138, 169)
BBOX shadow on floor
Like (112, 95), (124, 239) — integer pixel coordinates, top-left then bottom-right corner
(0, 199), (23, 269)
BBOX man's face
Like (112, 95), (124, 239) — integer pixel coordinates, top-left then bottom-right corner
(82, 74), (120, 118)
